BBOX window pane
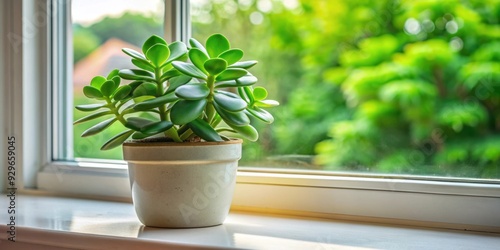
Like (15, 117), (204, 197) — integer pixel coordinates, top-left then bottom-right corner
(72, 0), (164, 160)
(191, 0), (500, 179)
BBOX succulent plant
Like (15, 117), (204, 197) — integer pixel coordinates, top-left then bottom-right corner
(74, 34), (278, 150)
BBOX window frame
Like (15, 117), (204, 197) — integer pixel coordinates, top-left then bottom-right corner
(2, 0), (499, 233)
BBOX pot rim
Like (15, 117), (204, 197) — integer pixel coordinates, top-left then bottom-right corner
(123, 139), (243, 147)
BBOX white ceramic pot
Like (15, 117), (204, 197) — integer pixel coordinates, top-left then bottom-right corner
(123, 140), (242, 228)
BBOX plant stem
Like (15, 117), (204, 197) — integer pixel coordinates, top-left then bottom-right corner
(155, 67), (182, 142)
(206, 75), (216, 123)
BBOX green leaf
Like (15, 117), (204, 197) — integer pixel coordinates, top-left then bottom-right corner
(228, 124), (258, 141)
(188, 118), (223, 141)
(134, 92), (178, 111)
(213, 102), (250, 126)
(236, 75), (258, 86)
(113, 85), (132, 101)
(125, 117), (156, 130)
(243, 86), (255, 103)
(228, 60), (257, 69)
(146, 43), (170, 67)
(215, 75), (257, 88)
(100, 80), (118, 97)
(170, 99), (207, 125)
(141, 121), (174, 135)
(206, 34), (230, 58)
(175, 84), (210, 100)
(160, 68), (181, 82)
(83, 86), (103, 99)
(132, 58), (155, 72)
(132, 131), (153, 140)
(74, 110), (112, 125)
(119, 69), (156, 81)
(142, 35), (167, 54)
(166, 75), (192, 94)
(218, 49), (243, 65)
(122, 48), (147, 61)
(253, 87), (268, 101)
(214, 91), (247, 112)
(216, 69), (248, 81)
(189, 48), (209, 74)
(247, 107), (274, 123)
(107, 69), (119, 80)
(132, 82), (157, 97)
(81, 118), (117, 137)
(101, 130), (134, 150)
(204, 58), (227, 76)
(90, 76), (107, 89)
(172, 61), (207, 79)
(111, 76), (121, 89)
(165, 41), (188, 65)
(75, 103), (106, 112)
(189, 38), (208, 56)
(255, 99), (280, 107)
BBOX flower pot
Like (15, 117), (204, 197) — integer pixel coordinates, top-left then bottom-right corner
(122, 140), (242, 228)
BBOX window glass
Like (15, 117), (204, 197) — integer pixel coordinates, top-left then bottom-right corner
(72, 0), (164, 160)
(191, 0), (500, 179)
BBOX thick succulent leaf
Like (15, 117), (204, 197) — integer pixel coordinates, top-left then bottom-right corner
(189, 48), (209, 74)
(90, 76), (107, 89)
(253, 87), (268, 101)
(236, 75), (258, 86)
(166, 75), (192, 94)
(75, 103), (106, 112)
(132, 82), (157, 97)
(73, 110), (112, 125)
(132, 131), (153, 140)
(160, 68), (181, 82)
(122, 48), (147, 61)
(111, 76), (121, 89)
(247, 107), (274, 123)
(81, 118), (117, 137)
(134, 92), (178, 111)
(206, 34), (230, 58)
(132, 58), (155, 72)
(228, 123), (258, 141)
(125, 117), (156, 131)
(113, 85), (132, 101)
(100, 80), (118, 97)
(165, 41), (188, 65)
(204, 58), (227, 76)
(255, 99), (280, 107)
(215, 80), (237, 88)
(141, 121), (174, 135)
(189, 38), (208, 56)
(175, 84), (210, 100)
(243, 86), (255, 103)
(142, 35), (167, 54)
(172, 61), (207, 79)
(216, 69), (248, 81)
(170, 99), (207, 125)
(146, 43), (170, 67)
(228, 60), (258, 69)
(218, 49), (243, 65)
(101, 130), (134, 150)
(237, 87), (250, 103)
(119, 69), (156, 81)
(188, 118), (223, 141)
(213, 102), (250, 126)
(107, 69), (119, 80)
(83, 86), (103, 99)
(214, 91), (247, 112)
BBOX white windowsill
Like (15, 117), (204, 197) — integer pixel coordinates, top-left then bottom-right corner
(0, 195), (499, 250)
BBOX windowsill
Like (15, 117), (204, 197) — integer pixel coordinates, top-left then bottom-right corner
(1, 194), (499, 249)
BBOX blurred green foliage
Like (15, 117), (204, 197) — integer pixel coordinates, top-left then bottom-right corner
(73, 0), (500, 178)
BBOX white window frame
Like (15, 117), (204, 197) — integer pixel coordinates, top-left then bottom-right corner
(1, 0), (500, 233)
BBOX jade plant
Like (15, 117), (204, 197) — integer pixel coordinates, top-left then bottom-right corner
(74, 34), (278, 150)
